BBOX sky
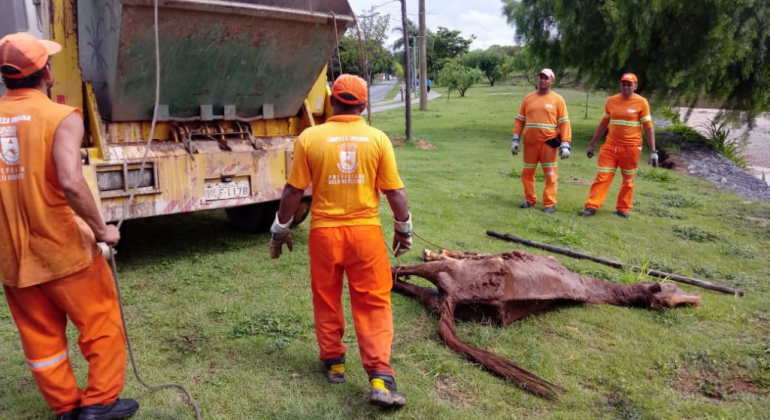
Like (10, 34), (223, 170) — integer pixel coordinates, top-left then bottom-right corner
(346, 0), (516, 50)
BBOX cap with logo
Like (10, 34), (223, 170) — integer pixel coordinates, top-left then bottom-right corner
(620, 73), (638, 83)
(0, 33), (62, 79)
(538, 68), (555, 80)
(332, 74), (368, 105)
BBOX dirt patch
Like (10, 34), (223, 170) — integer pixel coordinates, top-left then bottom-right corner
(391, 138), (405, 148)
(564, 178), (592, 186)
(673, 368), (766, 400)
(434, 374), (476, 407)
(415, 139), (438, 149)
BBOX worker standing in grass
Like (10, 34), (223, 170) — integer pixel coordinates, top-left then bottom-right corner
(269, 74), (412, 409)
(510, 68), (572, 214)
(0, 33), (138, 420)
(579, 73), (657, 219)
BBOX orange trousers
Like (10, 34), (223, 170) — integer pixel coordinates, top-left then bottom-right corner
(585, 143), (642, 212)
(309, 225), (395, 378)
(3, 256), (126, 415)
(521, 140), (559, 207)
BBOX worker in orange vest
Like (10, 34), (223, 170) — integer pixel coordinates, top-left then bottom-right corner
(510, 68), (572, 213)
(270, 74), (411, 408)
(0, 33), (138, 420)
(579, 73), (658, 218)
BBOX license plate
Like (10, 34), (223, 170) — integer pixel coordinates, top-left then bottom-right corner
(204, 181), (250, 201)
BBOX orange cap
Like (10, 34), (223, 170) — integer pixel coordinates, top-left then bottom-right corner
(332, 74), (368, 105)
(620, 73), (637, 83)
(0, 33), (62, 79)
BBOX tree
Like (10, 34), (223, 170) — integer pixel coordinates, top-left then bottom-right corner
(429, 27), (475, 82)
(328, 7), (394, 81)
(502, 0), (770, 124)
(438, 60), (484, 98)
(507, 45), (547, 88)
(462, 49), (509, 86)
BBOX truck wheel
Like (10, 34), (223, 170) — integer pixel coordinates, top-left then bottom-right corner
(225, 201), (278, 233)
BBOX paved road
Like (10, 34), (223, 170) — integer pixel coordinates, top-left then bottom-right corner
(364, 89), (441, 115)
(368, 79), (397, 102)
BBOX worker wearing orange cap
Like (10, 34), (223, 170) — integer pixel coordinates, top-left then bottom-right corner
(0, 33), (138, 420)
(510, 68), (572, 213)
(579, 73), (657, 218)
(270, 74), (411, 408)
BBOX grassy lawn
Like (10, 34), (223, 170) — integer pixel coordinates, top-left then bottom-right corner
(1, 84), (768, 419)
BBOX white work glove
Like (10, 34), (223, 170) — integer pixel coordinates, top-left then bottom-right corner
(649, 150), (659, 167)
(511, 135), (520, 156)
(559, 141), (571, 159)
(269, 213), (293, 259)
(392, 212), (413, 257)
(586, 144), (596, 158)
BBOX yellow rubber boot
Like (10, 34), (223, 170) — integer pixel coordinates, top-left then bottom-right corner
(323, 356), (346, 384)
(368, 375), (406, 408)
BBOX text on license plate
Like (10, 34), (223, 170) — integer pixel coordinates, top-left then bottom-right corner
(205, 181), (250, 201)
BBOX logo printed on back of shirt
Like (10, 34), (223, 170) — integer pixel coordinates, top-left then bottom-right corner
(0, 126), (20, 166)
(545, 104), (554, 109)
(628, 109), (637, 113)
(337, 143), (359, 174)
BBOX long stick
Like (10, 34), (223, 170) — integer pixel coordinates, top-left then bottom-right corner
(487, 230), (744, 297)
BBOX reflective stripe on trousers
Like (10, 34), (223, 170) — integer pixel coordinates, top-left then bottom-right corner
(585, 143), (642, 212)
(521, 140), (559, 207)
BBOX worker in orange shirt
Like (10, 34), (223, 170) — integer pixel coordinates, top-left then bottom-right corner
(0, 34), (138, 420)
(511, 68), (572, 213)
(270, 74), (411, 408)
(579, 73), (657, 218)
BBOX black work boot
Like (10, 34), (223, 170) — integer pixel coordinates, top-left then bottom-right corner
(369, 373), (406, 408)
(56, 409), (79, 420)
(616, 210), (630, 219)
(519, 202), (534, 209)
(578, 208), (597, 217)
(79, 399), (139, 420)
(322, 355), (346, 383)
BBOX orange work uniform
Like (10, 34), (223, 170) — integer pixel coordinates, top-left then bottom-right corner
(288, 115), (404, 378)
(585, 93), (653, 212)
(0, 89), (126, 415)
(513, 91), (571, 207)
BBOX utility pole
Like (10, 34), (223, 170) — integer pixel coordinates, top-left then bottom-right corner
(401, 0), (412, 141)
(419, 0), (427, 110)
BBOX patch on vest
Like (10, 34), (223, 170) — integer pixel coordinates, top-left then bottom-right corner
(0, 126), (20, 166)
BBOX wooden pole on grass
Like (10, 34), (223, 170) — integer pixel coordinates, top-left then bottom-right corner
(486, 230), (744, 296)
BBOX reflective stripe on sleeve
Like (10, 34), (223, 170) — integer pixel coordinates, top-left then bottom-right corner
(515, 114), (526, 121)
(640, 115), (652, 123)
(557, 117), (569, 124)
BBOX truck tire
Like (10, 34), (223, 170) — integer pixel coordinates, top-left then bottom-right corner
(225, 197), (311, 233)
(225, 201), (278, 233)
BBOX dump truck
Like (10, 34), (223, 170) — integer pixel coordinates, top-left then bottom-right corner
(0, 0), (355, 231)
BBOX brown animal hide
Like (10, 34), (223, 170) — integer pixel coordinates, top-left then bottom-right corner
(392, 249), (701, 400)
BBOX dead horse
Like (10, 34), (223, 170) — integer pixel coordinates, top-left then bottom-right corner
(392, 249), (701, 400)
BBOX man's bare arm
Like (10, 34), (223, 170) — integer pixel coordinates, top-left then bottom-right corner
(52, 112), (117, 244)
(276, 183), (305, 225)
(383, 188), (409, 222)
(644, 127), (656, 151)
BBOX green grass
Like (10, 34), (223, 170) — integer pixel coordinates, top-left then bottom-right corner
(383, 80), (403, 101)
(1, 84), (769, 419)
